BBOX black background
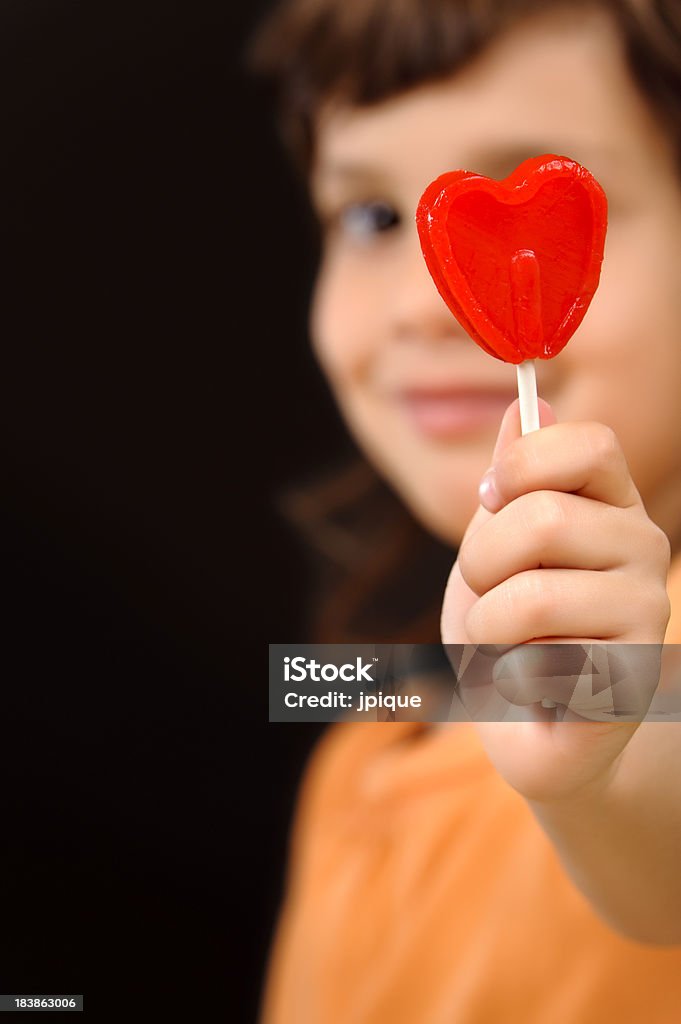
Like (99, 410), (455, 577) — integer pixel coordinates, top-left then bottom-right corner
(0, 1), (339, 1019)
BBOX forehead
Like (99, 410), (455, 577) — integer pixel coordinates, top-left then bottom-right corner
(313, 6), (673, 191)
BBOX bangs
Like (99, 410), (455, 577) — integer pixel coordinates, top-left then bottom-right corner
(249, 0), (558, 167)
(250, 0), (681, 174)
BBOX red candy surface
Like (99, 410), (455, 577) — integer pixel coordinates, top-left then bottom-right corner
(416, 155), (608, 364)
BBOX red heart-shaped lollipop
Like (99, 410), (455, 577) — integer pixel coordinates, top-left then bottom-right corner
(416, 155), (608, 364)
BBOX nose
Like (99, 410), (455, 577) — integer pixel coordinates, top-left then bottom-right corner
(390, 228), (467, 345)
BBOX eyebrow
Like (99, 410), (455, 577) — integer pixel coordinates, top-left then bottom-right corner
(310, 162), (397, 211)
(312, 160), (392, 188)
(462, 141), (617, 179)
(312, 142), (616, 197)
(462, 146), (547, 178)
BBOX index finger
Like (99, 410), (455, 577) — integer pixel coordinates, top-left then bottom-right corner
(483, 421), (642, 512)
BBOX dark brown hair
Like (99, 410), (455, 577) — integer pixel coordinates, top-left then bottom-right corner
(251, 0), (681, 642)
(251, 0), (681, 171)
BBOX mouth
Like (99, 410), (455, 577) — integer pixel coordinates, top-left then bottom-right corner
(395, 387), (516, 439)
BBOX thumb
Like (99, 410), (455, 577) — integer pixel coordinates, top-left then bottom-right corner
(490, 396), (557, 463)
(462, 397), (557, 543)
(477, 396), (556, 517)
(444, 397), (558, 646)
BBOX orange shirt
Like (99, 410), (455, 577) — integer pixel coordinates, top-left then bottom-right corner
(262, 565), (681, 1023)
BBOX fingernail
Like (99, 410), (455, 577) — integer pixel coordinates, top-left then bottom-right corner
(478, 468), (502, 512)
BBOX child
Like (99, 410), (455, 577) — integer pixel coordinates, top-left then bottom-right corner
(253, 0), (681, 1019)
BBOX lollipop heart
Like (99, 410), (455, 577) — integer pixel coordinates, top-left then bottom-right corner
(416, 155), (608, 364)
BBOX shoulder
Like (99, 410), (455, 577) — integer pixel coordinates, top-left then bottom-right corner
(285, 722), (417, 869)
(293, 722), (411, 817)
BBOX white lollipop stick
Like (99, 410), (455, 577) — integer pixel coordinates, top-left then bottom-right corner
(515, 359), (556, 711)
(516, 359), (540, 435)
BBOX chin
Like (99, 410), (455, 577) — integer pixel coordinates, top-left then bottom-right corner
(352, 423), (483, 543)
(399, 479), (475, 549)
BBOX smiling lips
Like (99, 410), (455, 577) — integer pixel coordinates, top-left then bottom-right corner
(396, 388), (516, 438)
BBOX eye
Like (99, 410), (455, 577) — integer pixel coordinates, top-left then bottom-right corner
(337, 200), (401, 241)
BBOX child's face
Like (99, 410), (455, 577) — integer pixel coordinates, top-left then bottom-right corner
(309, 6), (681, 549)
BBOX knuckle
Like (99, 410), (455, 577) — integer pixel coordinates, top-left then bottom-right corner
(465, 571), (562, 645)
(525, 491), (568, 548)
(634, 579), (671, 635)
(584, 422), (621, 470)
(650, 524), (672, 571)
(464, 594), (500, 644)
(457, 539), (482, 595)
(463, 600), (486, 645)
(648, 580), (671, 623)
(512, 572), (555, 634)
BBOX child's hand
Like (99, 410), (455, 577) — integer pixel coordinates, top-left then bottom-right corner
(441, 400), (671, 804)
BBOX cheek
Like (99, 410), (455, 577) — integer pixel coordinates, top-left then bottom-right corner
(608, 224), (681, 325)
(558, 213), (681, 489)
(564, 212), (681, 376)
(310, 253), (384, 385)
